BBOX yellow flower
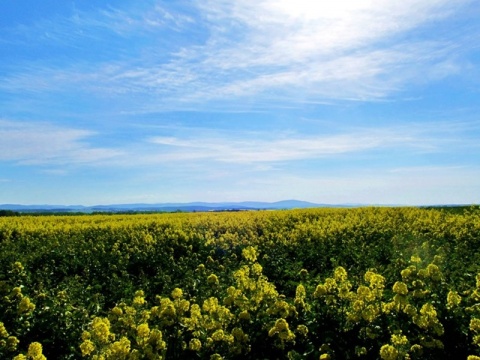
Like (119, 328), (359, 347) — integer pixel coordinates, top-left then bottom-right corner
(362, 304), (379, 322)
(159, 298), (176, 325)
(251, 263), (263, 276)
(211, 329), (225, 342)
(0, 322), (9, 338)
(277, 319), (288, 332)
(106, 337), (131, 358)
(446, 290), (461, 309)
(12, 287), (22, 298)
(242, 246), (257, 262)
(295, 284), (306, 300)
(6, 336), (20, 351)
(13, 261), (24, 272)
(353, 299), (365, 313)
(379, 344), (398, 360)
(392, 282), (408, 295)
(426, 264), (441, 280)
(18, 296), (35, 314)
(149, 329), (166, 350)
(171, 287), (183, 299)
(313, 284), (327, 298)
(232, 327), (248, 342)
(111, 306), (123, 317)
(410, 344), (422, 355)
(80, 339), (96, 356)
(324, 278), (337, 293)
(133, 290), (146, 306)
(403, 304), (417, 317)
(239, 310), (251, 320)
(357, 286), (374, 301)
(269, 318), (295, 342)
(391, 333), (408, 346)
(136, 323), (150, 339)
(334, 267), (348, 282)
(177, 299), (190, 314)
(197, 264), (205, 272)
(207, 274), (219, 286)
(296, 324), (309, 336)
(417, 269), (428, 279)
(91, 317), (112, 344)
(27, 342), (46, 360)
(189, 338), (202, 351)
(203, 297), (219, 313)
(295, 284), (308, 309)
(470, 318), (480, 332)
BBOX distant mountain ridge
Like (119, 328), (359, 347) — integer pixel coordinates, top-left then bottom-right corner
(0, 200), (344, 213)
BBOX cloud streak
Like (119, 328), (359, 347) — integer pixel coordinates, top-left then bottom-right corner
(0, 120), (122, 166)
(144, 120), (475, 165)
(2, 117), (478, 171)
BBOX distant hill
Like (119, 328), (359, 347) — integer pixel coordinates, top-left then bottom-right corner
(0, 200), (343, 213)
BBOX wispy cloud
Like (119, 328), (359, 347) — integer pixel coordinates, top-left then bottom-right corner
(1, 117), (477, 171)
(148, 131), (393, 163)
(5, 3), (194, 45)
(0, 0), (475, 110)
(0, 120), (122, 166)
(144, 120), (475, 165)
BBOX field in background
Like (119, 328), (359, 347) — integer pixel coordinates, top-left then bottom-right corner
(1, 207), (480, 359)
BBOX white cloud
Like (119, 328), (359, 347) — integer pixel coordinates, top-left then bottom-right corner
(1, 118), (476, 171)
(181, 0), (473, 102)
(0, 120), (122, 165)
(8, 3), (194, 44)
(146, 124), (443, 164)
(199, 0), (458, 65)
(0, 0), (475, 107)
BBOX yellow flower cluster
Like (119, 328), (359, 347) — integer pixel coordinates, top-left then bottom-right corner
(1, 333), (19, 353)
(471, 318), (480, 350)
(294, 284), (308, 310)
(447, 290), (462, 309)
(379, 344), (398, 360)
(12, 342), (46, 360)
(241, 246), (257, 263)
(81, 302), (167, 359)
(268, 318), (295, 346)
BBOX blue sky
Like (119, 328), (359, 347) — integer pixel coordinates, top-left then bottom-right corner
(1, 0), (479, 205)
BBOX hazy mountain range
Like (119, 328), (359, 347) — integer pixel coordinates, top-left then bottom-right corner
(0, 200), (352, 213)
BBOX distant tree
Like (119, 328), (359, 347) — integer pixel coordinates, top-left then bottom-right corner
(0, 209), (20, 216)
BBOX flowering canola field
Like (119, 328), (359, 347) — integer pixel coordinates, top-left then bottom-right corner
(1, 207), (480, 359)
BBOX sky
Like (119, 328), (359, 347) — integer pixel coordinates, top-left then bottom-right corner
(1, 0), (480, 206)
